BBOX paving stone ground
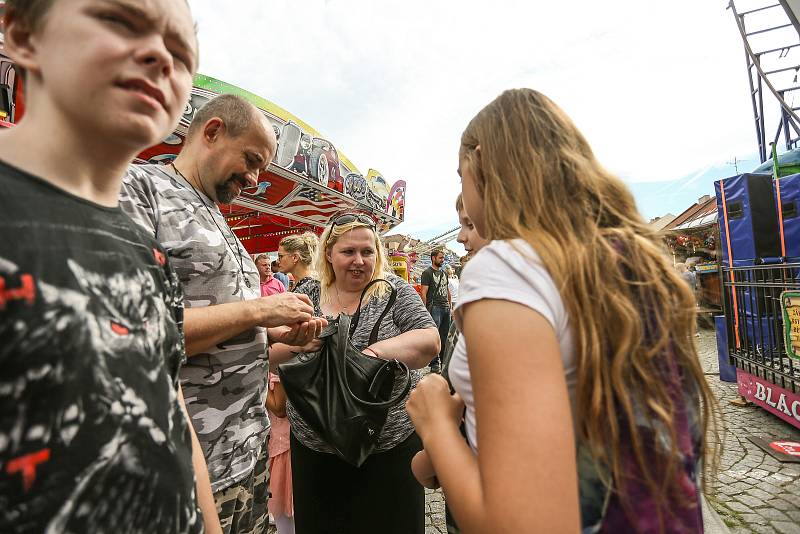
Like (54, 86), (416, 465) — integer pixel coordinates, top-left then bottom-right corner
(424, 488), (447, 533)
(697, 327), (800, 534)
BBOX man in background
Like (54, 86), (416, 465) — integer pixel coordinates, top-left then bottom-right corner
(256, 254), (286, 297)
(272, 259), (290, 290)
(421, 248), (451, 373)
(120, 94), (325, 534)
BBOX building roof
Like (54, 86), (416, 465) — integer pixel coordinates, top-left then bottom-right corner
(648, 214), (677, 231)
(663, 195), (718, 232)
(383, 233), (421, 252)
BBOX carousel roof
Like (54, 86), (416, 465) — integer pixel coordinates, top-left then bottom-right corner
(137, 75), (407, 253)
(1, 33), (408, 253)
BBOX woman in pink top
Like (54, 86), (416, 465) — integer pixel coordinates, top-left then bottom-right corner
(266, 372), (294, 534)
(255, 252), (292, 531)
(255, 253), (286, 297)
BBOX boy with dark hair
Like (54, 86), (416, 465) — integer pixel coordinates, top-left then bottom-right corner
(0, 1), (221, 532)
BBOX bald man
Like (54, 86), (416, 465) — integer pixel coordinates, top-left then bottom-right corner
(120, 94), (325, 534)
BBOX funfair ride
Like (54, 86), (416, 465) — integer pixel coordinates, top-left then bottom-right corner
(719, 0), (800, 433)
(0, 14), (406, 253)
(135, 75), (407, 252)
(729, 0), (800, 161)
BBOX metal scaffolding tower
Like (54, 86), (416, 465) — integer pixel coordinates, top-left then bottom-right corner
(730, 1), (800, 161)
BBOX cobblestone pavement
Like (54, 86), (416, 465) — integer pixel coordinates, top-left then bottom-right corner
(424, 487), (447, 533)
(698, 328), (800, 534)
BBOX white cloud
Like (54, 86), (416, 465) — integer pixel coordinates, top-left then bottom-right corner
(187, 0), (789, 245)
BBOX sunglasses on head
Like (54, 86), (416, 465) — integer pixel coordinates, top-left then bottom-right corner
(331, 213), (376, 229)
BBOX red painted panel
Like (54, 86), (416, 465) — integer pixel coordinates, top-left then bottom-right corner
(737, 369), (800, 430)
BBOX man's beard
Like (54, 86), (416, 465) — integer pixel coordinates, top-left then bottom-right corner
(216, 175), (247, 204)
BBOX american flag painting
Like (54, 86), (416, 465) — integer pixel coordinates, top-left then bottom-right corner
(279, 186), (352, 222)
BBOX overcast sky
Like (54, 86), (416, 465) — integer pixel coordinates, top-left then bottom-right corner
(187, 0), (787, 252)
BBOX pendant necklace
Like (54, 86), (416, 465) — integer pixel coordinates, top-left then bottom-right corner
(171, 164), (252, 289)
(335, 285), (355, 314)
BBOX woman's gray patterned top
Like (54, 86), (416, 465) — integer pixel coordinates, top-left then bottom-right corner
(285, 273), (436, 453)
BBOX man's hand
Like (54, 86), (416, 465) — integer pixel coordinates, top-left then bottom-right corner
(300, 337), (324, 353)
(268, 317), (327, 347)
(253, 293), (316, 328)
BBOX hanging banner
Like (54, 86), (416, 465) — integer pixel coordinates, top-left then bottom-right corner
(389, 253), (409, 282)
(781, 291), (800, 361)
(738, 369), (800, 430)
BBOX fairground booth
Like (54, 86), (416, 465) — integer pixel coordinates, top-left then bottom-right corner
(715, 163), (800, 431)
(663, 196), (721, 312)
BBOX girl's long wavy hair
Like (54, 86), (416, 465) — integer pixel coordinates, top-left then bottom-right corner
(315, 220), (391, 305)
(460, 89), (720, 526)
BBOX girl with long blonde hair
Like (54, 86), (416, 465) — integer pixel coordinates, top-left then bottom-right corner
(407, 89), (719, 533)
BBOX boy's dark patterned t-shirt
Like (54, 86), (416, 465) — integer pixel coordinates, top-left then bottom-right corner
(0, 161), (201, 533)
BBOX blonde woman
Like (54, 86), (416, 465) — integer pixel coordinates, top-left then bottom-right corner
(407, 89), (719, 533)
(271, 213), (439, 534)
(277, 232), (319, 297)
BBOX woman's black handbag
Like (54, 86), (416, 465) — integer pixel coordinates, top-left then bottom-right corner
(278, 279), (412, 467)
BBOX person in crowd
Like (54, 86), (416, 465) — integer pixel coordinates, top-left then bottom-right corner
(277, 232), (320, 298)
(262, 232), (320, 534)
(407, 89), (719, 533)
(0, 1), (222, 532)
(441, 195), (490, 385)
(256, 253), (286, 296)
(272, 260), (290, 289)
(446, 266), (459, 308)
(676, 262), (697, 293)
(266, 371), (294, 534)
(457, 254), (471, 273)
(456, 194), (490, 263)
(419, 194), (492, 534)
(270, 212), (440, 534)
(412, 275), (424, 300)
(676, 263), (701, 336)
(688, 264), (701, 307)
(120, 94), (326, 534)
(420, 248), (452, 373)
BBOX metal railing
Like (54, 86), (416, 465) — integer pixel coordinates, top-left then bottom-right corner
(722, 263), (800, 392)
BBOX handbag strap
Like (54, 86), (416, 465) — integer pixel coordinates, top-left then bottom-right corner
(337, 312), (412, 408)
(350, 278), (398, 345)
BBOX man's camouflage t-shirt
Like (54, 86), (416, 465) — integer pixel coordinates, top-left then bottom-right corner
(120, 164), (269, 493)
